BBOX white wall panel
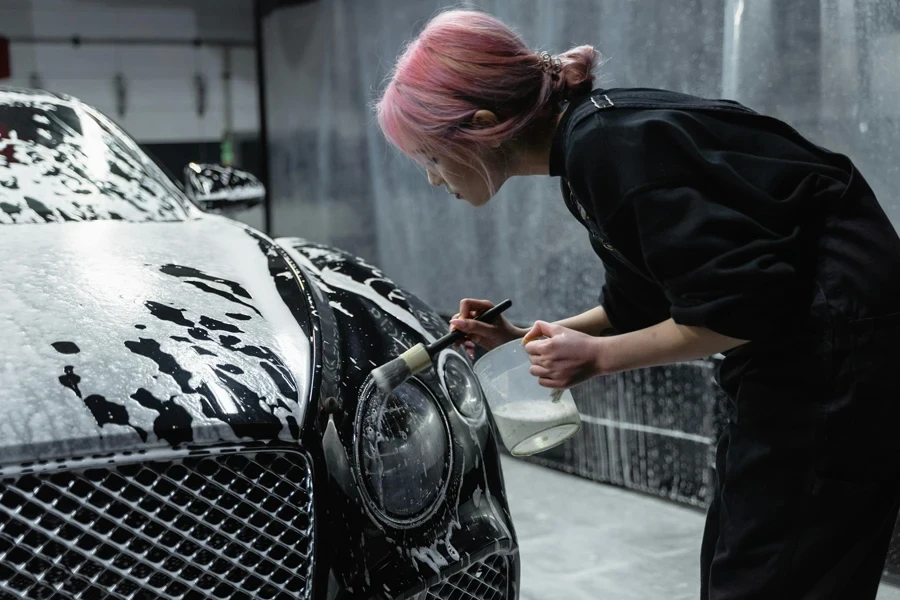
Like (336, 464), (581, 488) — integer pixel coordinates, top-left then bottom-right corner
(0, 0), (258, 143)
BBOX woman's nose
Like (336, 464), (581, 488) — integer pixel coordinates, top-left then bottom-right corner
(427, 170), (442, 187)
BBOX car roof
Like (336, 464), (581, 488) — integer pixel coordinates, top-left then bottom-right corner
(0, 85), (80, 105)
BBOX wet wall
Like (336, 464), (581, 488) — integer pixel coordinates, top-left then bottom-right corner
(261, 0), (725, 324)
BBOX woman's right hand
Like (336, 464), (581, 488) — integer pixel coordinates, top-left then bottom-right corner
(449, 298), (528, 357)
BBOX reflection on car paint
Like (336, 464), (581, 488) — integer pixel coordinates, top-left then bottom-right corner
(279, 239), (446, 344)
(0, 218), (311, 464)
(184, 162), (266, 204)
(0, 90), (195, 224)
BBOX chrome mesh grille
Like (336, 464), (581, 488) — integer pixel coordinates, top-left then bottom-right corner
(0, 451), (314, 600)
(426, 554), (508, 600)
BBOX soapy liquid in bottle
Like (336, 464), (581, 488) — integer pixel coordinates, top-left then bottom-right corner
(491, 397), (580, 456)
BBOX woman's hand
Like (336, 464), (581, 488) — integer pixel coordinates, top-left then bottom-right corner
(449, 298), (528, 357)
(522, 321), (606, 389)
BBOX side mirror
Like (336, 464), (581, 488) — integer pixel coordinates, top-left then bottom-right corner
(184, 163), (265, 210)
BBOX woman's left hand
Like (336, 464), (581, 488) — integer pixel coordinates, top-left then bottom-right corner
(522, 321), (606, 389)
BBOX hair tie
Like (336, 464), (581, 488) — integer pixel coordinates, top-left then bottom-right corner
(539, 51), (562, 77)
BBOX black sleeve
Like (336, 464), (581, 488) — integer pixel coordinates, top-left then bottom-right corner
(630, 184), (808, 340)
(590, 237), (672, 334)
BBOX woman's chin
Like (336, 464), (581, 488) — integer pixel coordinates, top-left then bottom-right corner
(469, 189), (501, 206)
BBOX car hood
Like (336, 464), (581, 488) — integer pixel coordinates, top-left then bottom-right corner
(0, 216), (312, 467)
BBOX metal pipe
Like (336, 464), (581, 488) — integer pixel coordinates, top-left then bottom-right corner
(254, 0), (272, 235)
(222, 46), (234, 167)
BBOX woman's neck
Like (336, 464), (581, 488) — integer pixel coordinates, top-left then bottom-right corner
(507, 109), (568, 177)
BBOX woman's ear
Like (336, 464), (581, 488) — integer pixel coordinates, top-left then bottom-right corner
(472, 109), (498, 128)
(472, 110), (501, 148)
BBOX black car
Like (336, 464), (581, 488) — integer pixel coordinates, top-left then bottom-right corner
(0, 86), (519, 600)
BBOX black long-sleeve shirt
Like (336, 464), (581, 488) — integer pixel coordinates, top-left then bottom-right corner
(549, 88), (900, 341)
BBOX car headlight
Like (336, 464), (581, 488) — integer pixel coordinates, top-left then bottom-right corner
(438, 351), (485, 419)
(356, 378), (451, 525)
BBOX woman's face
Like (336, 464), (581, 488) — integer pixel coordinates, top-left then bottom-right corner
(423, 151), (504, 207)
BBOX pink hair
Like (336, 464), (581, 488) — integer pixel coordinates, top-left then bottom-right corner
(375, 9), (597, 184)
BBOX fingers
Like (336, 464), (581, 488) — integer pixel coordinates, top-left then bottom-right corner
(522, 322), (541, 345)
(524, 338), (551, 356)
(454, 338), (477, 351)
(529, 365), (551, 378)
(522, 320), (558, 345)
(450, 312), (463, 346)
(457, 298), (494, 324)
(537, 377), (566, 390)
(451, 333), (477, 357)
(450, 313), (478, 358)
(450, 311), (477, 322)
(449, 299), (492, 355)
(449, 318), (492, 341)
(528, 352), (551, 367)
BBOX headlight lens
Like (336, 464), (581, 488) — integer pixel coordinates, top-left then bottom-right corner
(357, 378), (450, 523)
(439, 351), (485, 419)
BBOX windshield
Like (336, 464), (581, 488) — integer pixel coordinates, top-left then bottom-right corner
(0, 89), (194, 224)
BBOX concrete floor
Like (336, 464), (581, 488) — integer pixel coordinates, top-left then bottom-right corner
(501, 456), (900, 600)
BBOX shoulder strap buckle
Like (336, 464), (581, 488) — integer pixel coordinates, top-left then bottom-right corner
(591, 94), (615, 109)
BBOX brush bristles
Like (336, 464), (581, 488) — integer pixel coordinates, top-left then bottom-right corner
(372, 357), (411, 394)
(371, 344), (432, 394)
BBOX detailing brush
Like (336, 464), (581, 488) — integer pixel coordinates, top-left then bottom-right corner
(371, 299), (512, 394)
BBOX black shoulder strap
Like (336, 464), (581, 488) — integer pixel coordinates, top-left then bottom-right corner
(589, 87), (759, 116)
(557, 87), (760, 284)
(558, 88), (759, 172)
(560, 177), (656, 282)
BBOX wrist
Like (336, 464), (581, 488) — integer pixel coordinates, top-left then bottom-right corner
(593, 335), (621, 376)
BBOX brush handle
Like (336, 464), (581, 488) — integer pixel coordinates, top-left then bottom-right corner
(427, 298), (513, 356)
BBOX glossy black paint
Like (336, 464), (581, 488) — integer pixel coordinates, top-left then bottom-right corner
(285, 241), (518, 599)
(183, 163), (265, 209)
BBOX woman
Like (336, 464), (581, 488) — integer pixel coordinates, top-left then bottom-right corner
(376, 9), (900, 599)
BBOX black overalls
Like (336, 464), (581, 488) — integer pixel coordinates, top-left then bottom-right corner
(549, 88), (900, 599)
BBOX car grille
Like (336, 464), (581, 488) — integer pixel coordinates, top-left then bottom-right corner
(0, 450), (314, 600)
(425, 554), (509, 600)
